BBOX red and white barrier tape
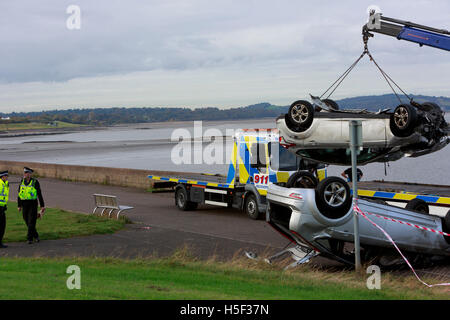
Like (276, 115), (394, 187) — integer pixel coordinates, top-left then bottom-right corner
(357, 207), (450, 237)
(353, 202), (450, 288)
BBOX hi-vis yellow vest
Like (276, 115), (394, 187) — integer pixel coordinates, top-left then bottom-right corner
(18, 179), (37, 200)
(0, 179), (9, 207)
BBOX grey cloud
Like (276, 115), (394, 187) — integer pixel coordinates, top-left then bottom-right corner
(0, 0), (413, 83)
(0, 0), (448, 112)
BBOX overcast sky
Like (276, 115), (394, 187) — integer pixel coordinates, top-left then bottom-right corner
(0, 0), (448, 112)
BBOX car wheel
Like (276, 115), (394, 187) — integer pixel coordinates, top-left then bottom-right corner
(286, 171), (318, 188)
(245, 194), (260, 220)
(405, 198), (429, 214)
(323, 99), (339, 111)
(175, 187), (197, 211)
(390, 104), (418, 137)
(421, 102), (445, 121)
(287, 100), (314, 132)
(315, 177), (352, 219)
(421, 102), (441, 113)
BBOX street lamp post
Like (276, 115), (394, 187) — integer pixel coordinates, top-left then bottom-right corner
(349, 120), (362, 271)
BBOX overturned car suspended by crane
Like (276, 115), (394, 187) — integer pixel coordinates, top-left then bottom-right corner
(278, 11), (450, 167)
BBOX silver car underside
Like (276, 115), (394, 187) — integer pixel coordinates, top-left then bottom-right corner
(266, 184), (450, 265)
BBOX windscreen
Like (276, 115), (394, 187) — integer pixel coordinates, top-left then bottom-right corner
(268, 142), (300, 171)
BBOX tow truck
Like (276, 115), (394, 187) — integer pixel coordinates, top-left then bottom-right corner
(149, 129), (327, 220)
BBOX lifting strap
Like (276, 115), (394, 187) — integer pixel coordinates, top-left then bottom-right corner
(320, 35), (412, 105)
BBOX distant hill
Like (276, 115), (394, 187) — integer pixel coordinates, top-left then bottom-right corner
(1, 94), (448, 126)
(335, 94), (450, 111)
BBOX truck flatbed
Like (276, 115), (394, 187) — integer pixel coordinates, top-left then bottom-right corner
(358, 180), (450, 207)
(149, 173), (234, 189)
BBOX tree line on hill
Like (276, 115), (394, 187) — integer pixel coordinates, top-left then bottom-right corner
(1, 94), (449, 126)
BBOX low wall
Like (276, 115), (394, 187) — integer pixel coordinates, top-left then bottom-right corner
(0, 160), (191, 189)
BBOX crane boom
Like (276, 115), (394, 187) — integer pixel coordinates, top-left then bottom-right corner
(363, 13), (450, 51)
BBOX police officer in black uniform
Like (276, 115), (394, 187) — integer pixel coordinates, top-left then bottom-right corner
(341, 167), (363, 182)
(17, 167), (45, 244)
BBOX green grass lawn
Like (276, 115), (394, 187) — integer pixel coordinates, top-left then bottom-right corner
(0, 204), (448, 300)
(3, 202), (126, 243)
(0, 252), (448, 300)
(0, 121), (82, 131)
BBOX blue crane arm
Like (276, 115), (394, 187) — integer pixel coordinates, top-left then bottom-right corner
(397, 26), (450, 51)
(364, 13), (450, 51)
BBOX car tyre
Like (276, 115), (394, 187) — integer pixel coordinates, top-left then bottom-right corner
(315, 177), (352, 219)
(390, 104), (418, 137)
(245, 194), (260, 220)
(286, 171), (318, 188)
(287, 100), (314, 132)
(405, 198), (429, 214)
(323, 99), (339, 111)
(421, 102), (441, 114)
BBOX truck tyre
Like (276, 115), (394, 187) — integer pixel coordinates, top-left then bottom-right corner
(286, 171), (318, 188)
(287, 100), (314, 132)
(390, 104), (418, 137)
(245, 194), (260, 220)
(405, 198), (429, 214)
(315, 177), (352, 219)
(175, 187), (197, 211)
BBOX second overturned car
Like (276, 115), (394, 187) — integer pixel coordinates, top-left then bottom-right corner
(278, 96), (449, 165)
(267, 176), (450, 266)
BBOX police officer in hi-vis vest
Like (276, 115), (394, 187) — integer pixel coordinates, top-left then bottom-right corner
(18, 167), (45, 244)
(0, 170), (9, 248)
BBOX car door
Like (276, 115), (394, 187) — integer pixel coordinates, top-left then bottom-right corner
(301, 118), (344, 148)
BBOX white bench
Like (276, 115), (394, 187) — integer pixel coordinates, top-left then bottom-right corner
(92, 194), (134, 219)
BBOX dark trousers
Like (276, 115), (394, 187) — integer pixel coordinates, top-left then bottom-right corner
(0, 206), (5, 243)
(22, 203), (39, 241)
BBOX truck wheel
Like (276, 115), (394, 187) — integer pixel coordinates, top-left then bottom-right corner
(287, 100), (314, 132)
(245, 194), (260, 220)
(286, 171), (318, 188)
(390, 104), (418, 137)
(175, 187), (197, 211)
(315, 177), (352, 219)
(405, 198), (429, 214)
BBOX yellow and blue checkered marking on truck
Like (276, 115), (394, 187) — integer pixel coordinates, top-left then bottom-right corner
(148, 175), (234, 189)
(356, 189), (450, 207)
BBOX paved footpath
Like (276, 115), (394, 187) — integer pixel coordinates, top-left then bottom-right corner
(0, 175), (296, 261)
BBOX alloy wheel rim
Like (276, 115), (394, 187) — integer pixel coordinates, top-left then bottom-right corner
(324, 182), (347, 207)
(394, 106), (409, 129)
(291, 104), (309, 124)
